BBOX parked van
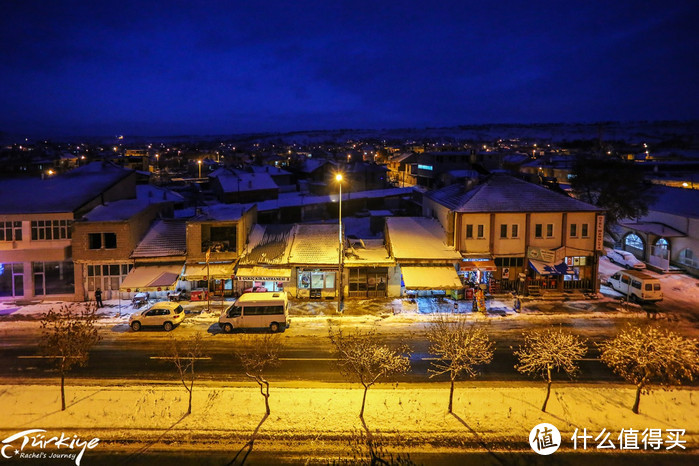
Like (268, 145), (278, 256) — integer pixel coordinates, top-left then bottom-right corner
(607, 270), (663, 303)
(218, 291), (289, 333)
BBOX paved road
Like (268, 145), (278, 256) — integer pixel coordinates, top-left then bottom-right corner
(0, 311), (661, 384)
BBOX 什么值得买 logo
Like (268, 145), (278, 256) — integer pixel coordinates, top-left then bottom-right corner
(529, 423), (561, 455)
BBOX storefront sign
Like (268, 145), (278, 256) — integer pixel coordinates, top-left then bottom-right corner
(595, 215), (605, 251)
(528, 247), (555, 263)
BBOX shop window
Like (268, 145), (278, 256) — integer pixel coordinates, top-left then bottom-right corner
(0, 222), (22, 242)
(33, 261), (74, 295)
(0, 263), (24, 297)
(87, 263), (132, 291)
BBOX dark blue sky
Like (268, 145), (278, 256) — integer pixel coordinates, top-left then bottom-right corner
(1, 1), (698, 137)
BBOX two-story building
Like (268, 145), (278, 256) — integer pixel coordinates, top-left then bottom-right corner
(0, 162), (136, 302)
(423, 173), (605, 294)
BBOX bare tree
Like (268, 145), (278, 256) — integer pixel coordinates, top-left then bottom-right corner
(514, 328), (587, 412)
(39, 304), (101, 411)
(235, 333), (283, 415)
(599, 324), (698, 414)
(165, 331), (207, 415)
(329, 326), (411, 421)
(427, 318), (494, 413)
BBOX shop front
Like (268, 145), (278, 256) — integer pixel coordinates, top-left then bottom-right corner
(235, 266), (291, 294)
(562, 255), (594, 289)
(459, 259), (497, 294)
(296, 268), (337, 299)
(347, 267), (388, 298)
(400, 265), (462, 297)
(182, 262), (235, 298)
(119, 263), (184, 301)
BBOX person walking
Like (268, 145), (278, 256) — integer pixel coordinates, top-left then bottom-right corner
(95, 288), (104, 308)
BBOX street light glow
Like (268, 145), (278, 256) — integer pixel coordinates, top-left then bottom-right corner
(335, 173), (343, 182)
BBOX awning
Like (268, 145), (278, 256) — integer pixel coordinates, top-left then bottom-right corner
(236, 266), (292, 281)
(119, 264), (183, 292)
(401, 266), (462, 290)
(528, 259), (568, 276)
(460, 260), (497, 272)
(183, 262), (235, 280)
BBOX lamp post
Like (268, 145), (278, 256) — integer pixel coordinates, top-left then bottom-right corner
(197, 159), (202, 178)
(336, 173), (344, 313)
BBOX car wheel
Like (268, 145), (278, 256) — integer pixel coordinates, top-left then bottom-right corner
(269, 322), (280, 333)
(131, 321), (141, 332)
(223, 323), (233, 334)
(163, 322), (174, 332)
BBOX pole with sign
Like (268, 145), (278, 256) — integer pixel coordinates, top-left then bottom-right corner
(206, 247), (211, 313)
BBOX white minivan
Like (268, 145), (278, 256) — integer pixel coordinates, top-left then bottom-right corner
(218, 291), (289, 333)
(607, 270), (663, 303)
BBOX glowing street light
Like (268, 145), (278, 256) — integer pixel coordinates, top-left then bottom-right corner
(197, 159), (202, 178)
(336, 173), (344, 313)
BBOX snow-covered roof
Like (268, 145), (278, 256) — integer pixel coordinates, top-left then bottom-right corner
(345, 239), (393, 266)
(0, 162), (134, 214)
(83, 199), (153, 222)
(386, 217), (462, 261)
(288, 224), (340, 265)
(190, 204), (253, 222)
(136, 184), (184, 203)
(249, 165), (291, 176)
(426, 173), (602, 213)
(216, 172), (279, 193)
(239, 224), (295, 265)
(300, 159), (333, 174)
(646, 185), (699, 219)
(131, 220), (187, 258)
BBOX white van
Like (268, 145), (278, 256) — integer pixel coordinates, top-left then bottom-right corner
(218, 291), (289, 333)
(607, 270), (663, 303)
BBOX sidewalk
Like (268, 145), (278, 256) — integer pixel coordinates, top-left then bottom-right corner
(1, 381), (696, 458)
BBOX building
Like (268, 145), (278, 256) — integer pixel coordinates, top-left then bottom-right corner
(423, 173), (605, 294)
(617, 185), (699, 276)
(0, 162), (136, 302)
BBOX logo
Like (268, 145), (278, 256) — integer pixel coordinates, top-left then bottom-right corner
(1, 429), (99, 465)
(529, 423), (561, 455)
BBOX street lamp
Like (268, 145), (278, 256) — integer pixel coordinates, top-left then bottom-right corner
(197, 159), (202, 178)
(336, 173), (344, 313)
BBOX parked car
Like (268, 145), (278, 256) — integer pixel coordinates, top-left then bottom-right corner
(129, 302), (185, 332)
(219, 291), (289, 333)
(606, 249), (646, 269)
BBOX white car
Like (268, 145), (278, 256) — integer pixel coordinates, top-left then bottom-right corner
(129, 302), (185, 332)
(607, 249), (646, 270)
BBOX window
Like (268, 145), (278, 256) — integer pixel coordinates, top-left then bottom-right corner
(88, 233), (117, 250)
(477, 225), (484, 238)
(87, 263), (132, 292)
(535, 224), (543, 238)
(645, 284), (653, 291)
(500, 224), (507, 238)
(546, 224), (553, 238)
(33, 261), (74, 295)
(201, 224), (237, 253)
(494, 257), (524, 267)
(569, 224), (577, 237)
(565, 256), (588, 266)
(466, 224), (474, 239)
(621, 275), (630, 285)
(0, 263), (24, 297)
(581, 223), (589, 237)
(511, 224), (519, 238)
(655, 238), (669, 249)
(0, 222), (22, 242)
(631, 280), (641, 290)
(30, 220), (72, 240)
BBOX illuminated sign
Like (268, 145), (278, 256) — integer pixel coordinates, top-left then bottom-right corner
(417, 164), (433, 171)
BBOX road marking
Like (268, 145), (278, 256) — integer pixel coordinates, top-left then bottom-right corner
(149, 356), (212, 360)
(279, 357), (335, 361)
(420, 357), (440, 360)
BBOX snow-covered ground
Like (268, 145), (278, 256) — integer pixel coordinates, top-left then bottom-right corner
(0, 382), (695, 458)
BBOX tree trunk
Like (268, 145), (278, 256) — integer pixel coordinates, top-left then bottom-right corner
(448, 377), (455, 414)
(359, 384), (369, 420)
(187, 388), (193, 415)
(632, 384), (642, 414)
(60, 372), (66, 411)
(263, 380), (270, 415)
(541, 366), (552, 412)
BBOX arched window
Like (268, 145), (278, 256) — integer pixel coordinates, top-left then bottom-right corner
(624, 233), (644, 251)
(655, 238), (669, 249)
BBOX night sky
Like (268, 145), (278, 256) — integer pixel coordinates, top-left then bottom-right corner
(1, 1), (698, 137)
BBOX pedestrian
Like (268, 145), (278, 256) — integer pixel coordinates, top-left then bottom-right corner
(95, 287), (103, 308)
(512, 292), (521, 313)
